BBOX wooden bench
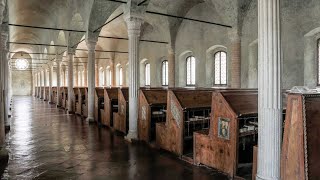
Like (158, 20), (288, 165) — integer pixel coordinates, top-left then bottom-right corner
(78, 87), (88, 117)
(52, 87), (57, 104)
(138, 88), (167, 144)
(94, 87), (105, 124)
(156, 89), (212, 157)
(73, 88), (80, 115)
(113, 88), (129, 134)
(61, 87), (68, 109)
(103, 87), (119, 127)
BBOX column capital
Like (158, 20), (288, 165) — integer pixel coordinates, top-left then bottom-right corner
(167, 44), (175, 54)
(56, 54), (63, 61)
(86, 40), (97, 51)
(0, 32), (8, 49)
(125, 16), (143, 37)
(67, 48), (76, 55)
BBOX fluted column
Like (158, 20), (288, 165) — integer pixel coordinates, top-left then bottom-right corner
(230, 32), (241, 88)
(43, 68), (47, 101)
(125, 16), (143, 141)
(67, 51), (75, 113)
(40, 70), (43, 99)
(168, 46), (175, 87)
(83, 64), (88, 87)
(56, 57), (62, 107)
(257, 0), (282, 180)
(86, 40), (97, 122)
(48, 63), (53, 104)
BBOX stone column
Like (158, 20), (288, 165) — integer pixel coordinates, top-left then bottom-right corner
(48, 63), (53, 104)
(168, 46), (175, 87)
(56, 56), (62, 107)
(36, 72), (39, 98)
(125, 16), (143, 141)
(256, 0), (282, 180)
(67, 50), (75, 113)
(230, 32), (241, 88)
(40, 70), (43, 99)
(95, 64), (99, 86)
(86, 39), (97, 122)
(83, 64), (88, 87)
(43, 68), (47, 101)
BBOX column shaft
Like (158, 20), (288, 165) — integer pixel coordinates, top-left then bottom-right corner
(125, 17), (142, 140)
(67, 53), (74, 113)
(95, 64), (99, 86)
(43, 69), (47, 100)
(257, 0), (282, 179)
(56, 60), (61, 107)
(48, 65), (53, 103)
(75, 65), (78, 87)
(86, 41), (96, 122)
(40, 71), (43, 99)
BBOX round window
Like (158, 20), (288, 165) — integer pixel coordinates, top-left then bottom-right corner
(15, 59), (29, 70)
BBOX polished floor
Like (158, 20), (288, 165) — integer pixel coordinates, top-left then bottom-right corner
(2, 96), (228, 180)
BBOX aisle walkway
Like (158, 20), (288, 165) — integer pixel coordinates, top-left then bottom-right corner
(2, 96), (227, 179)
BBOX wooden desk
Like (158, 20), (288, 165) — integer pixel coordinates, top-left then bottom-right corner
(103, 87), (119, 127)
(94, 87), (104, 124)
(113, 88), (129, 134)
(138, 88), (167, 143)
(78, 87), (88, 117)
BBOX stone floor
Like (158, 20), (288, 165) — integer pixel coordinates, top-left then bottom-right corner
(2, 96), (228, 180)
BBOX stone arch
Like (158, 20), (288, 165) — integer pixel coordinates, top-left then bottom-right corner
(206, 45), (228, 87)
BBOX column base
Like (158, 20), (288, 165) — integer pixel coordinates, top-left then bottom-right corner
(124, 131), (138, 143)
(256, 174), (280, 180)
(0, 148), (9, 176)
(48, 101), (55, 105)
(86, 117), (95, 123)
(56, 105), (62, 108)
(67, 111), (75, 114)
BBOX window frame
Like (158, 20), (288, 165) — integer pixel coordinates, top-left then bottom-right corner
(145, 63), (151, 86)
(214, 51), (228, 86)
(186, 56), (196, 86)
(119, 67), (123, 86)
(162, 60), (169, 86)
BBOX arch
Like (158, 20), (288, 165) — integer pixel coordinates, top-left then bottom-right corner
(206, 45), (228, 87)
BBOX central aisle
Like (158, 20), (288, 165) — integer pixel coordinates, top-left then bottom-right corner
(2, 96), (227, 179)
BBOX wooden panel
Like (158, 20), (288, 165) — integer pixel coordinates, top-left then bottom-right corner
(94, 88), (104, 123)
(252, 146), (257, 180)
(281, 94), (305, 180)
(138, 89), (167, 143)
(305, 95), (320, 179)
(103, 88), (119, 127)
(114, 88), (128, 134)
(138, 89), (151, 142)
(156, 90), (184, 155)
(194, 92), (238, 177)
(173, 90), (212, 108)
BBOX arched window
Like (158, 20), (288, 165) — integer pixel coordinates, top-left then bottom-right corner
(186, 56), (196, 86)
(145, 63), (150, 86)
(99, 67), (105, 87)
(119, 67), (123, 86)
(162, 60), (168, 86)
(108, 69), (112, 86)
(214, 51), (227, 85)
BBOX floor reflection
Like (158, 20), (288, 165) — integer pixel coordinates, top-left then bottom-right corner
(2, 96), (228, 180)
